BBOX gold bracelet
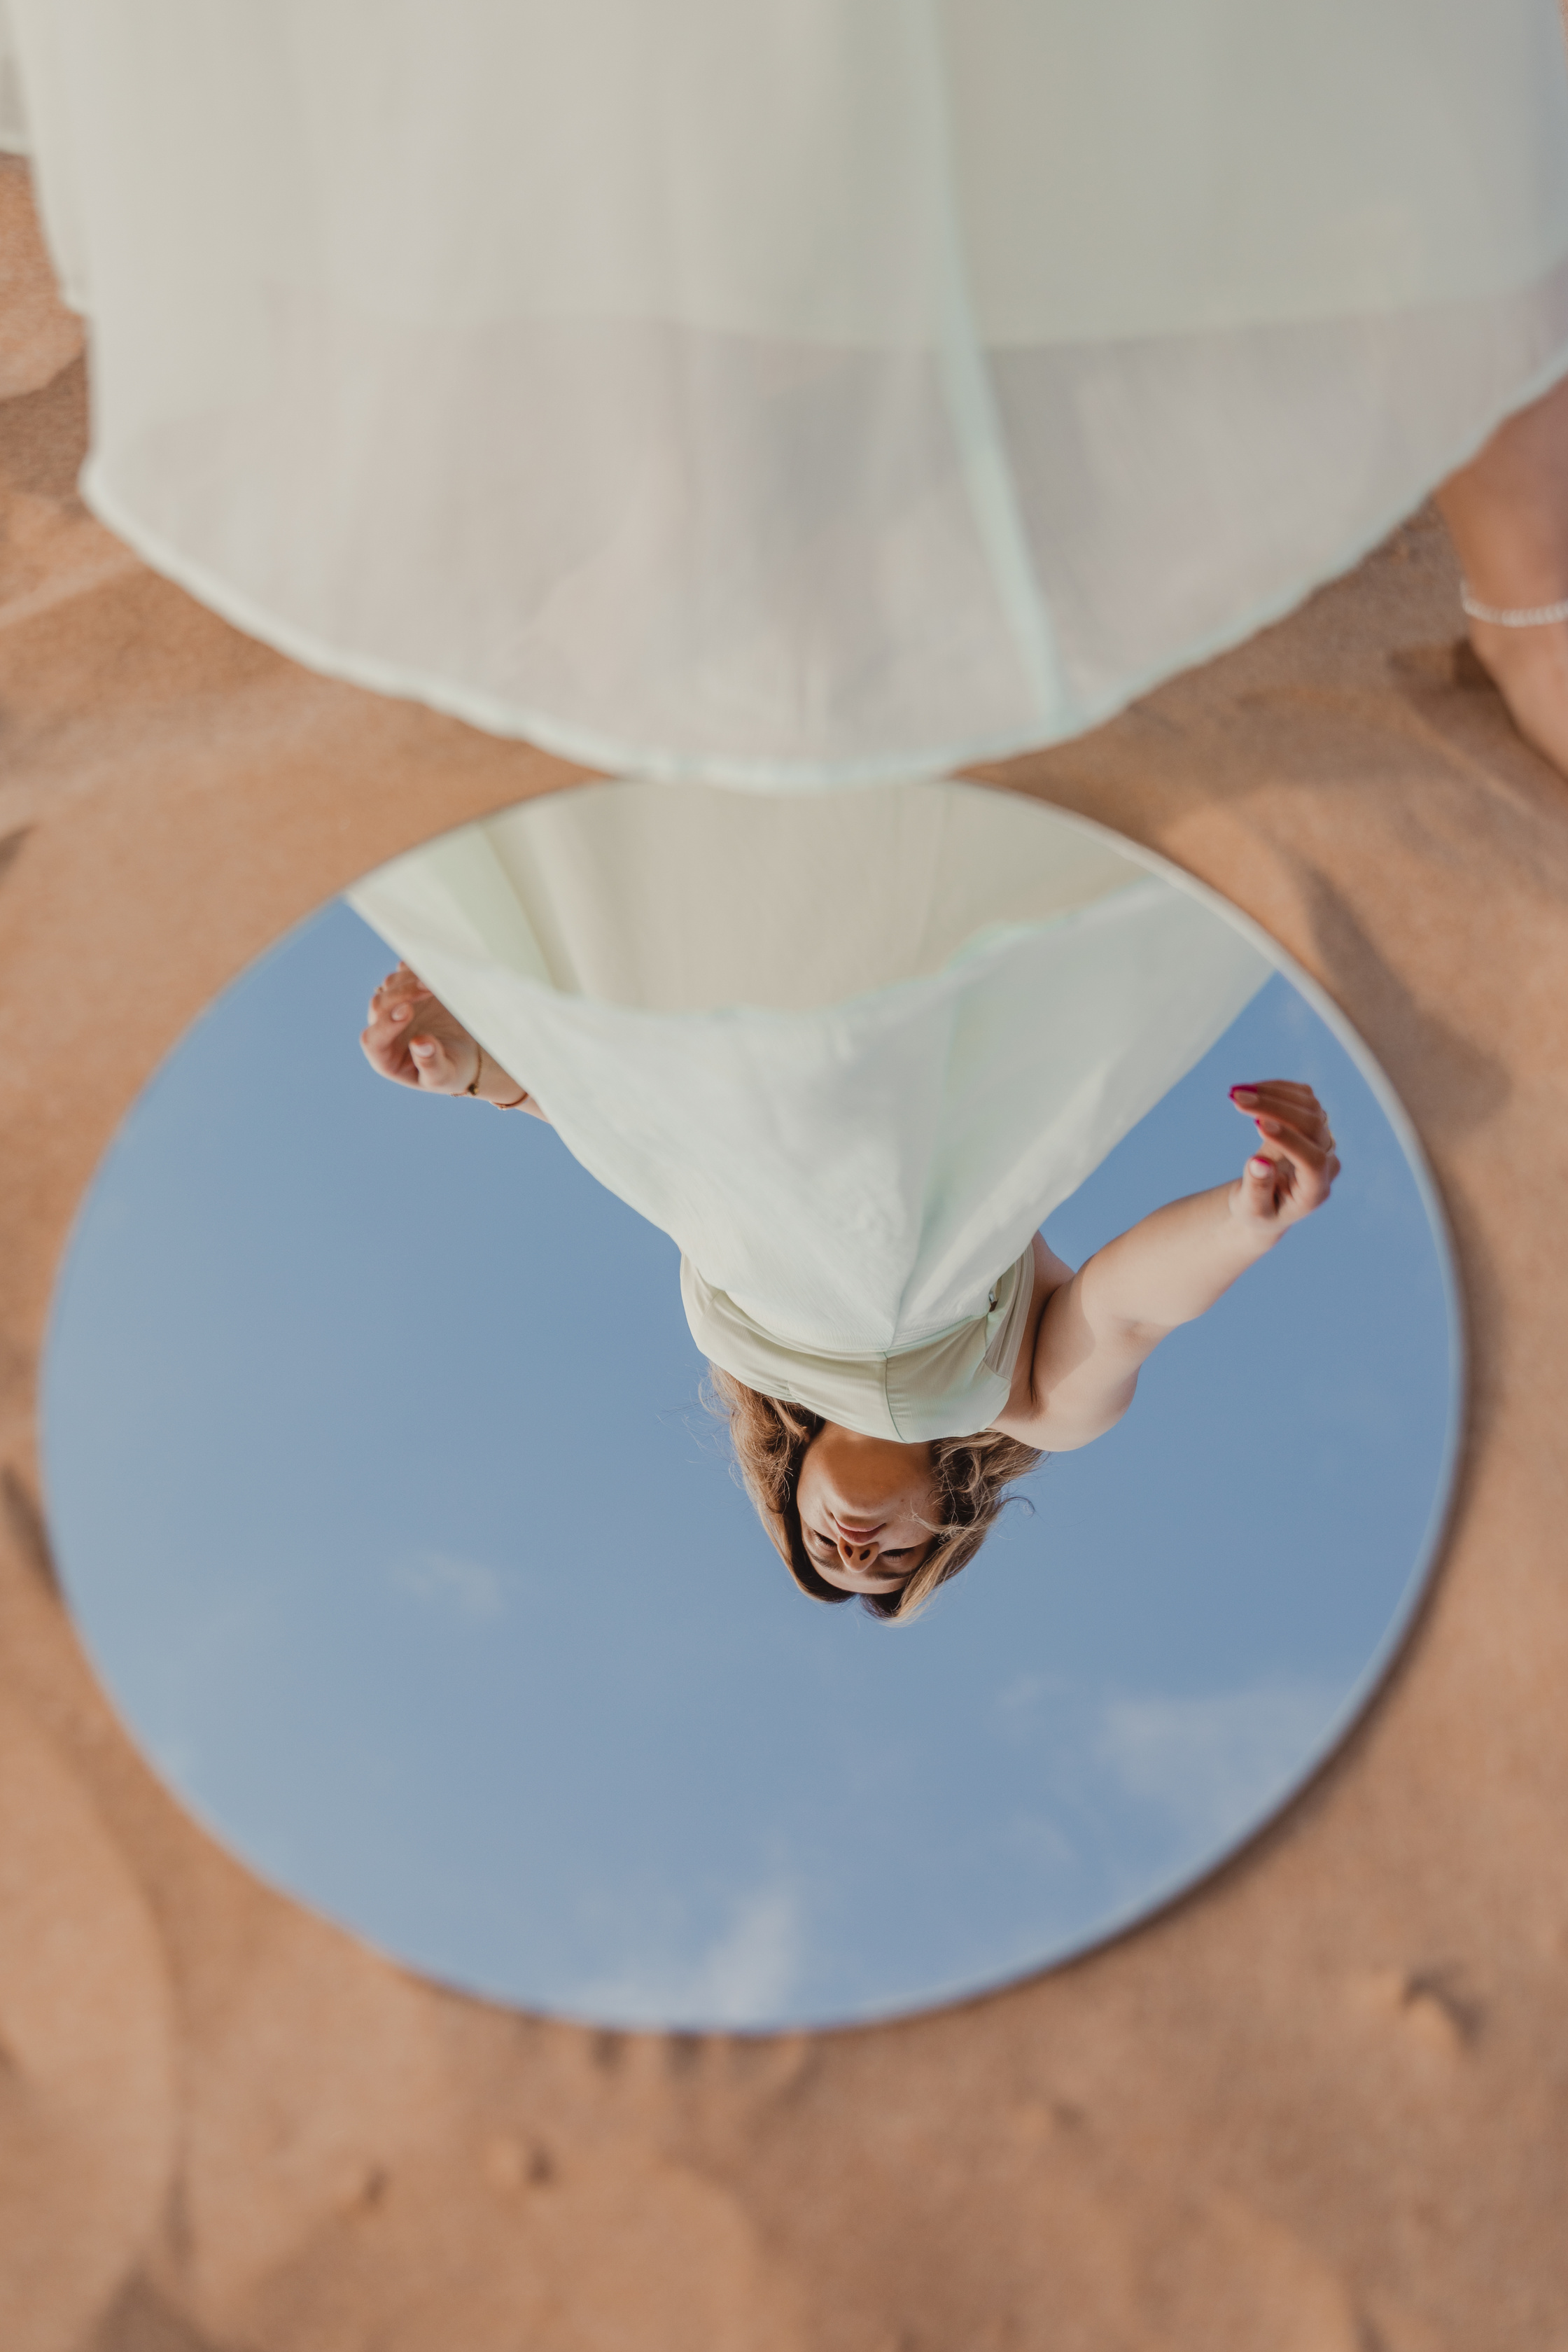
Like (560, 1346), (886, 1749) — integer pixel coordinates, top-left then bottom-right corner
(462, 1042), (528, 1107)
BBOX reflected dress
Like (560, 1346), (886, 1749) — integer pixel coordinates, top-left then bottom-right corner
(4, 0), (1568, 786)
(349, 782), (1270, 1438)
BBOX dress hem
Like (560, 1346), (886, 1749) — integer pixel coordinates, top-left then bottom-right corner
(78, 325), (1568, 792)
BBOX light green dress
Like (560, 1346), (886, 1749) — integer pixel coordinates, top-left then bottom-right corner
(349, 780), (1270, 1437)
(5, 0), (1568, 785)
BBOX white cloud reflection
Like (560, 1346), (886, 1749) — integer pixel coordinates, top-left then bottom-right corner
(577, 1884), (804, 2029)
(1093, 1680), (1342, 1847)
(393, 1550), (508, 1623)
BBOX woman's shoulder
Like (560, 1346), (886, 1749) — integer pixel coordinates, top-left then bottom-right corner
(992, 1233), (1076, 1443)
(1029, 1230), (1075, 1298)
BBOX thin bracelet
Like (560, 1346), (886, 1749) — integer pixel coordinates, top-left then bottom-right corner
(1460, 583), (1568, 628)
(463, 1046), (528, 1109)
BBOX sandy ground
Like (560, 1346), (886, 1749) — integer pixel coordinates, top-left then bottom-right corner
(4, 154), (1568, 2351)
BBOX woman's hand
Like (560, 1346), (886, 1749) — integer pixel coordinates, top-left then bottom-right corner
(358, 962), (548, 1115)
(1228, 1080), (1340, 1229)
(360, 962), (481, 1093)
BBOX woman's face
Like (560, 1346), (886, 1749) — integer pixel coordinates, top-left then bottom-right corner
(796, 1424), (940, 1595)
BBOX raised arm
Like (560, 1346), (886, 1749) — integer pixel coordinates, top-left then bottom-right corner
(358, 962), (550, 1119)
(994, 1082), (1339, 1451)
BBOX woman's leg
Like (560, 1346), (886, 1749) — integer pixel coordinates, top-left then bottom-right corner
(1435, 370), (1568, 776)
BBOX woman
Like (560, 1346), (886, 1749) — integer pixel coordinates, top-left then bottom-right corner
(4, 0), (1568, 782)
(349, 780), (1335, 1618)
(362, 960), (1334, 1620)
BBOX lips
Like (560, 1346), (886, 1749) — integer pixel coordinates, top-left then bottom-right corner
(832, 1518), (883, 1541)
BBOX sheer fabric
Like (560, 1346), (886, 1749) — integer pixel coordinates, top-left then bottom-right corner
(0, 1), (24, 155)
(382, 771), (1147, 1014)
(7, 0), (1568, 785)
(347, 781), (1270, 1390)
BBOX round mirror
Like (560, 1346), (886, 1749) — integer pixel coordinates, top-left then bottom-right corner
(44, 781), (1459, 2029)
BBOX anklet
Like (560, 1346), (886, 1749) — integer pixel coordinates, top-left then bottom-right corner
(1460, 584), (1568, 627)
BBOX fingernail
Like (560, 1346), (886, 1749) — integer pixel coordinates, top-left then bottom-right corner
(411, 1040), (433, 1058)
(1250, 1156), (1273, 1175)
(391, 1004), (410, 1021)
(1257, 1116), (1280, 1132)
(1230, 1086), (1257, 1101)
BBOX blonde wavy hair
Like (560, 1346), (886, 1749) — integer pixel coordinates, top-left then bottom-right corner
(705, 1366), (1044, 1622)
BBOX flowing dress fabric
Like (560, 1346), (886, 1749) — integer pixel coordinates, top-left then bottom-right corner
(8, 2), (1568, 787)
(347, 782), (1270, 1433)
(0, 1), (24, 153)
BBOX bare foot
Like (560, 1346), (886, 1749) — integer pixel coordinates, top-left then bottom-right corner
(1457, 620), (1568, 774)
(1435, 369), (1568, 776)
(359, 962), (547, 1115)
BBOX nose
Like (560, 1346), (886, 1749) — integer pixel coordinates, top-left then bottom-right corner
(835, 1532), (880, 1568)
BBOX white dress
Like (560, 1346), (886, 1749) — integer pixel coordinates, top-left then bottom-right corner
(4, 0), (1568, 788)
(348, 781), (1270, 1436)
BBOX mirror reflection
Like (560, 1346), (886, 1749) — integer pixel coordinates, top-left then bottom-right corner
(352, 782), (1322, 1623)
(45, 780), (1457, 2029)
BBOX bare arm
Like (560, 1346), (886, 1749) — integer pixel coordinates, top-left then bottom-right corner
(994, 1082), (1339, 1450)
(358, 962), (551, 1119)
